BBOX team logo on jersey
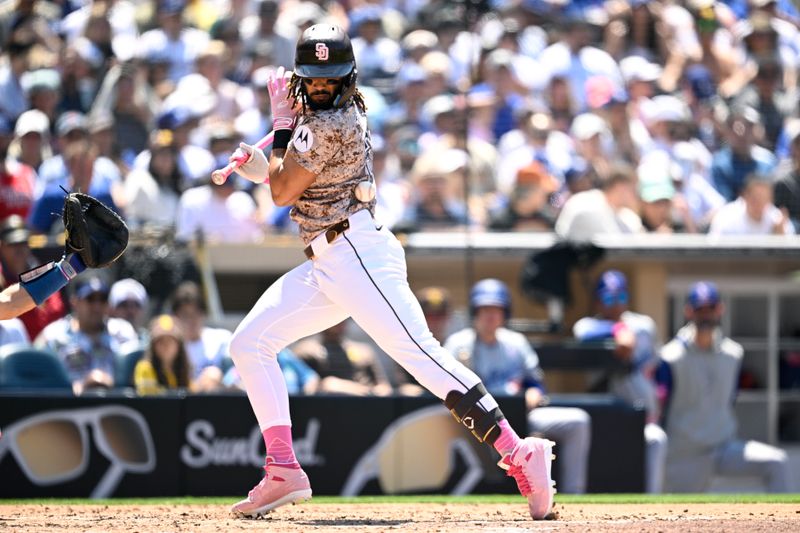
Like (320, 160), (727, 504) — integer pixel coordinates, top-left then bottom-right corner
(315, 43), (329, 61)
(292, 125), (314, 153)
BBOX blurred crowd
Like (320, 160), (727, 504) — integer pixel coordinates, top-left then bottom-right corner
(2, 0), (800, 391)
(0, 0), (798, 243)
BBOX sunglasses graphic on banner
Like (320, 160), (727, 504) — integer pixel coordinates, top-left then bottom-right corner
(341, 404), (483, 496)
(0, 405), (156, 498)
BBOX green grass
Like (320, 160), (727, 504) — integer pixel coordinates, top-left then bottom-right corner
(1, 494), (799, 505)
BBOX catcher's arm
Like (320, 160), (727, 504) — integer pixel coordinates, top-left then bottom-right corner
(0, 283), (37, 320)
(14, 254), (86, 316)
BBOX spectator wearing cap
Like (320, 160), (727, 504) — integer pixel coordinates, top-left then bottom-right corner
(132, 106), (215, 190)
(664, 144), (726, 233)
(0, 214), (65, 339)
(596, 85), (641, 167)
(394, 149), (473, 233)
(682, 65), (722, 151)
(618, 56), (661, 124)
(169, 281), (229, 392)
(9, 109), (50, 171)
(240, 0), (296, 69)
(90, 62), (157, 165)
(59, 0), (139, 64)
(88, 111), (125, 175)
(134, 314), (191, 395)
(0, 116), (35, 220)
(137, 0), (210, 83)
(711, 106), (776, 202)
(496, 109), (572, 197)
(569, 112), (617, 185)
(555, 162), (642, 241)
(209, 17), (248, 84)
(773, 123), (800, 229)
(350, 5), (402, 92)
(656, 281), (792, 492)
(36, 111), (122, 201)
(123, 129), (182, 231)
(109, 278), (150, 344)
(573, 270), (667, 493)
(537, 13), (624, 113)
(639, 94), (691, 157)
(400, 30), (438, 64)
(0, 36), (33, 122)
(418, 50), (455, 99)
(682, 1), (742, 98)
(489, 160), (559, 232)
(735, 10), (798, 95)
(637, 156), (678, 233)
(709, 172), (794, 235)
(189, 40), (248, 123)
(602, 0), (663, 61)
(418, 94), (498, 205)
(21, 69), (61, 124)
(35, 275), (140, 395)
(29, 139), (120, 235)
(59, 37), (105, 114)
(732, 55), (794, 151)
(384, 63), (430, 128)
(471, 48), (537, 142)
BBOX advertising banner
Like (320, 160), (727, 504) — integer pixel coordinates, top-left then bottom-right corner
(0, 393), (642, 497)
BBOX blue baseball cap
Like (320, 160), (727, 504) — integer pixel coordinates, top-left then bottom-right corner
(74, 276), (110, 300)
(596, 270), (629, 307)
(688, 281), (720, 309)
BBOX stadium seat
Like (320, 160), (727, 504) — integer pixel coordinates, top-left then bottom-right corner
(115, 348), (145, 388)
(0, 343), (72, 390)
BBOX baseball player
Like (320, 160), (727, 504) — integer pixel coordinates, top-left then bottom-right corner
(657, 282), (792, 492)
(572, 270), (667, 493)
(445, 279), (591, 494)
(0, 193), (127, 320)
(228, 24), (556, 520)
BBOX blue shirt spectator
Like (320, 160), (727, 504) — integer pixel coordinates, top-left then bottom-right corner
(711, 107), (776, 201)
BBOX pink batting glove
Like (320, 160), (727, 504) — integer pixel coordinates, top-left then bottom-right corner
(267, 66), (297, 131)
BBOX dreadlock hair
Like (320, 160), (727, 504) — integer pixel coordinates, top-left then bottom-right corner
(288, 72), (367, 115)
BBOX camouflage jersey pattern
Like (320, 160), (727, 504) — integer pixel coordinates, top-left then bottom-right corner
(287, 100), (376, 245)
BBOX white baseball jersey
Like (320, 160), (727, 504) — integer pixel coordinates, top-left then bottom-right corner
(229, 100), (497, 430)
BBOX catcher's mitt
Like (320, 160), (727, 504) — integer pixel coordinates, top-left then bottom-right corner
(63, 192), (129, 268)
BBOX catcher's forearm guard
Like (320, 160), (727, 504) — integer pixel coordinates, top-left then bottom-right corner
(20, 254), (86, 305)
(444, 383), (504, 445)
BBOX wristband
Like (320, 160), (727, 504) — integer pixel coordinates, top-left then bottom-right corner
(273, 129), (292, 150)
(66, 253), (87, 275)
(20, 261), (70, 305)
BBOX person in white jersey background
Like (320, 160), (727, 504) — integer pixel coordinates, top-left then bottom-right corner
(227, 24), (556, 520)
(656, 281), (792, 492)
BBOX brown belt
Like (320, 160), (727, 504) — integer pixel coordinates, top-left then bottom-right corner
(304, 218), (351, 260)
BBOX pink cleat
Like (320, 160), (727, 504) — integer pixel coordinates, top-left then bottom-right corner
(231, 464), (312, 518)
(499, 437), (557, 520)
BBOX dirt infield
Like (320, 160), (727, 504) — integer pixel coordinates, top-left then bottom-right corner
(2, 502), (799, 532)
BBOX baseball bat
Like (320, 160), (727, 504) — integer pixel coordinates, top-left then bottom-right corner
(211, 129), (275, 185)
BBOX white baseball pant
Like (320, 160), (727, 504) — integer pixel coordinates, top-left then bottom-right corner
(665, 438), (792, 492)
(528, 406), (591, 494)
(229, 209), (498, 429)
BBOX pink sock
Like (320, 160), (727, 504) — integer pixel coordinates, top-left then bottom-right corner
(493, 419), (522, 457)
(262, 425), (300, 469)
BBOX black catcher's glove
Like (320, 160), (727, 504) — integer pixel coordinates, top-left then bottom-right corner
(63, 192), (129, 268)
